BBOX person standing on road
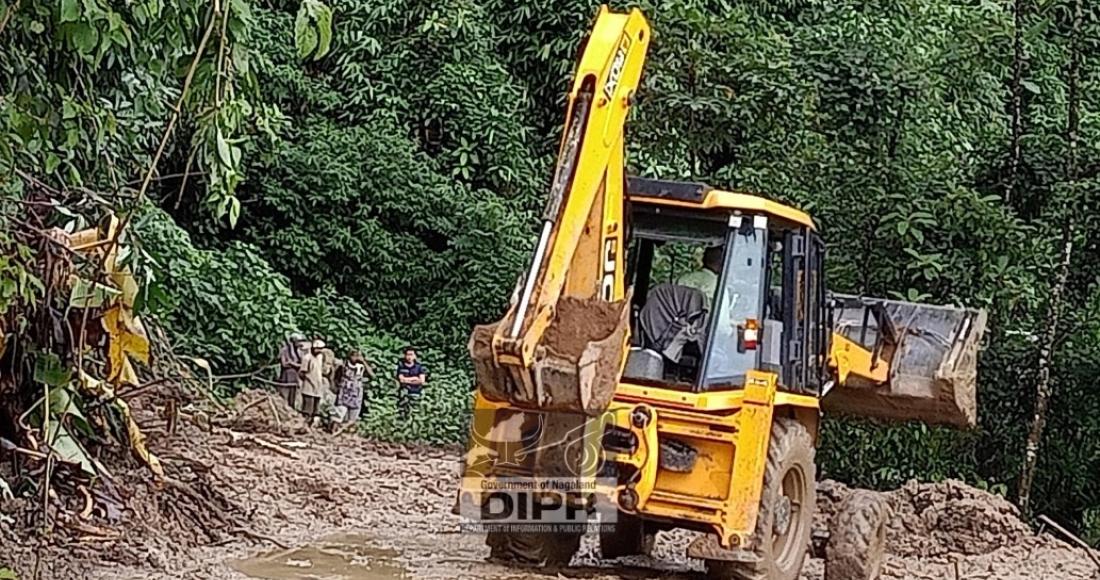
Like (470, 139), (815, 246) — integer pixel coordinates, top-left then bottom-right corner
(293, 337), (311, 410)
(395, 347), (426, 420)
(299, 339), (327, 426)
(321, 346), (337, 394)
(318, 346), (340, 425)
(276, 332), (306, 407)
(335, 350), (374, 433)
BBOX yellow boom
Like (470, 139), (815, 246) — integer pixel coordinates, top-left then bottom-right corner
(469, 7), (650, 414)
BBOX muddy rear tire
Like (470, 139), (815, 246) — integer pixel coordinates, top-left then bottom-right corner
(600, 511), (655, 559)
(825, 490), (889, 580)
(482, 490), (584, 567)
(706, 417), (816, 580)
(486, 529), (583, 567)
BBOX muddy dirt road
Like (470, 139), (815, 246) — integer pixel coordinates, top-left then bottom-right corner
(63, 395), (1096, 580)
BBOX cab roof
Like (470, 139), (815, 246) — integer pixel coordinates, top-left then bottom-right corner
(627, 177), (816, 231)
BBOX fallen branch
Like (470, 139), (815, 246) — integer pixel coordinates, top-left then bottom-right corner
(211, 365), (278, 383)
(78, 485), (93, 519)
(229, 526), (290, 549)
(1037, 515), (1100, 568)
(425, 481), (449, 498)
(265, 395), (283, 432)
(85, 377), (172, 412)
(60, 516), (122, 539)
(0, 437), (49, 460)
(226, 430), (301, 460)
(252, 377), (285, 387)
(230, 395), (270, 427)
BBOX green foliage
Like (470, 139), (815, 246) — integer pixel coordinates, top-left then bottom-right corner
(650, 242), (701, 286)
(358, 356), (471, 446)
(235, 115), (533, 351)
(137, 204), (382, 372)
(0, 236), (41, 316)
(294, 0), (332, 60)
(33, 352), (72, 387)
(0, 0), (275, 204)
(818, 419), (983, 489)
(1, 0), (182, 185)
(136, 206), (299, 372)
(137, 203), (474, 444)
(1083, 507), (1100, 546)
(166, 0), (549, 353)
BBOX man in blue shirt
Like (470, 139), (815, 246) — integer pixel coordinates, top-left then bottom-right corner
(396, 347), (427, 420)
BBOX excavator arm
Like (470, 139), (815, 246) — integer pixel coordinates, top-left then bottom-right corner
(469, 7), (650, 415)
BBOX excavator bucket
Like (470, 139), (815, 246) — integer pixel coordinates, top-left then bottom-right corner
(823, 294), (987, 428)
(469, 296), (631, 416)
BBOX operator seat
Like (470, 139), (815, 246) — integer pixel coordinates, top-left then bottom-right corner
(623, 283), (708, 382)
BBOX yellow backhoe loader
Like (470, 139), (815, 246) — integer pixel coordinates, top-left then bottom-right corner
(457, 7), (986, 580)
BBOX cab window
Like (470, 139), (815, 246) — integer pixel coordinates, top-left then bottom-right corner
(625, 210), (727, 388)
(700, 216), (767, 389)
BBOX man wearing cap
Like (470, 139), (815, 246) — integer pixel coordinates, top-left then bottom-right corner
(299, 339), (327, 425)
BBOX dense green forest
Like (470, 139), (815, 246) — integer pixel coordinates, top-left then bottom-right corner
(1, 0), (1099, 542)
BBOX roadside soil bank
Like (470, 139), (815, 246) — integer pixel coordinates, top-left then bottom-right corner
(4, 390), (1096, 580)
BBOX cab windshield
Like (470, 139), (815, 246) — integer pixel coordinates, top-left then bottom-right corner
(700, 216), (767, 389)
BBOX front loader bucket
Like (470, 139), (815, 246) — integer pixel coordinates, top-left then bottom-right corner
(823, 294), (987, 428)
(469, 296), (631, 416)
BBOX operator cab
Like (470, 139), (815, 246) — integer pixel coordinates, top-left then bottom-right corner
(623, 178), (829, 395)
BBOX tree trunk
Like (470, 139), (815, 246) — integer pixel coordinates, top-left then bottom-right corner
(1016, 0), (1081, 515)
(1006, 0), (1026, 205)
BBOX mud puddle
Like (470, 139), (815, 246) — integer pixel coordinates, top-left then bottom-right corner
(231, 533), (407, 580)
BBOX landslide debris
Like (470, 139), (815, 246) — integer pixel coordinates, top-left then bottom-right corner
(816, 479), (1033, 559)
(8, 388), (1089, 580)
(215, 389), (309, 435)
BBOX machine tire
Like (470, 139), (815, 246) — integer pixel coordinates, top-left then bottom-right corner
(486, 529), (583, 567)
(824, 491), (889, 580)
(706, 417), (816, 580)
(600, 511), (655, 559)
(482, 491), (584, 567)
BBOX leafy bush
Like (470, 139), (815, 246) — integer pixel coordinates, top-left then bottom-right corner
(136, 206), (299, 372)
(166, 0), (549, 356)
(818, 419), (983, 489)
